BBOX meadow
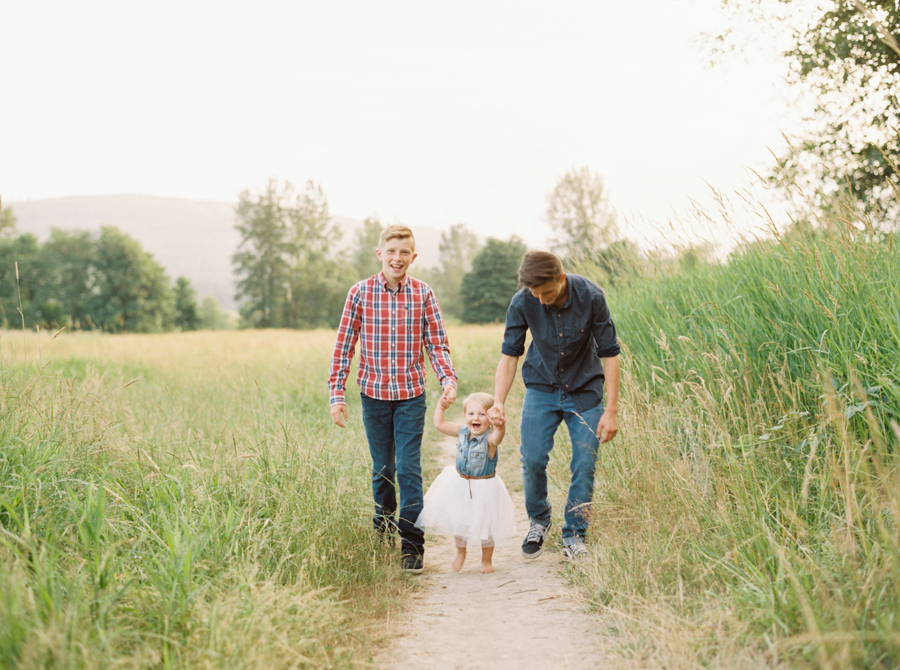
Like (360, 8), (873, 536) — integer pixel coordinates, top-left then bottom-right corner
(2, 194), (898, 669)
(0, 329), (457, 669)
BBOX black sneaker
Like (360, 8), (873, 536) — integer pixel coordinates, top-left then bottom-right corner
(521, 521), (550, 559)
(401, 553), (424, 574)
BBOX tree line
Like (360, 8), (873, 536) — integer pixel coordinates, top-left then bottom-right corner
(0, 211), (229, 332)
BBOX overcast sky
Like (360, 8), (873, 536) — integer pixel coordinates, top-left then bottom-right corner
(1, 0), (795, 248)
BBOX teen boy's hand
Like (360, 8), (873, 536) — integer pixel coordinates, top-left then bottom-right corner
(331, 403), (348, 428)
(440, 384), (457, 408)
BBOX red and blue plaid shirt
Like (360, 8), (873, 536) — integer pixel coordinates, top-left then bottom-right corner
(328, 272), (457, 406)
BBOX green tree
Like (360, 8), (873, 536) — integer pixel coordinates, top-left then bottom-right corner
(430, 223), (481, 321)
(0, 234), (41, 329)
(197, 295), (234, 330)
(283, 181), (344, 329)
(34, 229), (95, 329)
(174, 276), (199, 331)
(350, 216), (385, 281)
(459, 236), (528, 324)
(546, 167), (618, 261)
(87, 227), (175, 333)
(0, 203), (17, 239)
(715, 1), (900, 207)
(232, 179), (292, 328)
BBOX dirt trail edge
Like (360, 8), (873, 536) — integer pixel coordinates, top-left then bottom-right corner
(376, 435), (610, 670)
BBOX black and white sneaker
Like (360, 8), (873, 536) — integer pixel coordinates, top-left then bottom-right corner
(401, 553), (424, 574)
(521, 521), (550, 559)
(562, 537), (589, 562)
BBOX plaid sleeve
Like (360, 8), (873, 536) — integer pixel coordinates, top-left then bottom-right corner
(422, 287), (457, 388)
(328, 284), (362, 406)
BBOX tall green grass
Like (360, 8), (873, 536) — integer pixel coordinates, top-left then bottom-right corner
(570, 200), (900, 667)
(0, 330), (411, 669)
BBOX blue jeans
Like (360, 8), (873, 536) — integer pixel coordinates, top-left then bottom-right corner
(519, 388), (602, 541)
(359, 393), (426, 557)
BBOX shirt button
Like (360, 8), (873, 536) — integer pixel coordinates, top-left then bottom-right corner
(558, 333), (562, 337)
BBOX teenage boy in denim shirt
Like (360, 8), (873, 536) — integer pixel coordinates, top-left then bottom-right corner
(329, 224), (458, 573)
(490, 251), (620, 561)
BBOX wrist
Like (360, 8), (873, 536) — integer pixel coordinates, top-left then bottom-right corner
(604, 406), (618, 414)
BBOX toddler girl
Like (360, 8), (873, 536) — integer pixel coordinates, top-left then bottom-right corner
(415, 392), (517, 573)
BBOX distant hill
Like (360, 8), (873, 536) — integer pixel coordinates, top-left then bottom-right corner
(8, 195), (444, 311)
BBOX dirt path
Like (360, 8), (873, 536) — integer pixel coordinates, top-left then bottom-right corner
(375, 435), (610, 670)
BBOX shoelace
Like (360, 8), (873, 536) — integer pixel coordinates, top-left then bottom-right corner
(566, 542), (587, 555)
(525, 524), (546, 543)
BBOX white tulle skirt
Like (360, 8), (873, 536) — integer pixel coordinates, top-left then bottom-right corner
(415, 466), (518, 547)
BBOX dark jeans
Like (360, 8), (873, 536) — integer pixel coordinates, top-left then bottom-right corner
(520, 388), (603, 540)
(359, 392), (426, 557)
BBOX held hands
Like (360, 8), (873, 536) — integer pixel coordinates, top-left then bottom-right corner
(596, 409), (618, 443)
(331, 403), (348, 428)
(487, 403), (505, 428)
(439, 384), (457, 410)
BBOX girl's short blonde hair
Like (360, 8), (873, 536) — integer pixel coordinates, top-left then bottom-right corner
(463, 392), (494, 412)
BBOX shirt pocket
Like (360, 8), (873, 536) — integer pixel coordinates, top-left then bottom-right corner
(564, 325), (589, 356)
(466, 445), (487, 470)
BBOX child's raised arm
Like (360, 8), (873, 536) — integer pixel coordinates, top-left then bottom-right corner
(434, 400), (462, 437)
(487, 407), (506, 455)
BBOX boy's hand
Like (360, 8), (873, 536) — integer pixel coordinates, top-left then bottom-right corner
(331, 403), (348, 428)
(440, 385), (457, 408)
(488, 403), (504, 424)
(597, 409), (618, 443)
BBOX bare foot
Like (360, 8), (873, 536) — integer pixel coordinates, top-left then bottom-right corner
(481, 546), (494, 573)
(451, 548), (466, 572)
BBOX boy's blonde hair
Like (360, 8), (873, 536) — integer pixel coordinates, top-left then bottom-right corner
(463, 392), (494, 412)
(379, 224), (416, 251)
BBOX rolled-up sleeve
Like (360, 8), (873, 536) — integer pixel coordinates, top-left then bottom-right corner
(592, 290), (620, 358)
(501, 291), (528, 357)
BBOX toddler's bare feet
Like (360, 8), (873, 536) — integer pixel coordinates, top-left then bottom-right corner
(451, 548), (466, 572)
(481, 545), (494, 573)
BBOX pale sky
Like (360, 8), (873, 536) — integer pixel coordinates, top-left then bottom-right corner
(1, 0), (795, 248)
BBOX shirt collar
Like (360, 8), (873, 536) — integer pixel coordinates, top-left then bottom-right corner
(377, 272), (408, 292)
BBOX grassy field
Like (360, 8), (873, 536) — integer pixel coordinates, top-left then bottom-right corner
(0, 329), (445, 669)
(2, 200), (898, 669)
(569, 205), (900, 668)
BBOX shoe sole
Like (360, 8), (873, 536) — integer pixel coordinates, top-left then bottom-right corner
(402, 567), (424, 574)
(521, 546), (543, 560)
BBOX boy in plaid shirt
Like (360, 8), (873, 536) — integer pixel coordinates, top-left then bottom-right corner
(329, 224), (457, 572)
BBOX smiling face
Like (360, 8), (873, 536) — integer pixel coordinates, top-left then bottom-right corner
(464, 399), (491, 436)
(376, 235), (417, 288)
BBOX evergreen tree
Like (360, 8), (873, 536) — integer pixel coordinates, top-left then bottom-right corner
(232, 179), (292, 328)
(283, 181), (343, 329)
(432, 223), (480, 321)
(350, 216), (385, 281)
(459, 237), (527, 324)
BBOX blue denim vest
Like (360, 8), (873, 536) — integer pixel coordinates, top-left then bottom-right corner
(455, 426), (497, 478)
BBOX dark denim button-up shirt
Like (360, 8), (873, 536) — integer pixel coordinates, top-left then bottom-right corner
(501, 274), (620, 412)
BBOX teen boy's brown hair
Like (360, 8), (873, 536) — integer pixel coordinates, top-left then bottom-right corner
(517, 251), (563, 288)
